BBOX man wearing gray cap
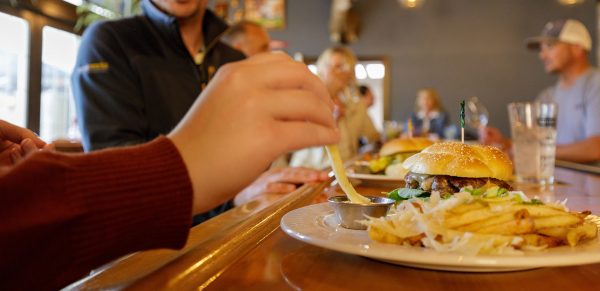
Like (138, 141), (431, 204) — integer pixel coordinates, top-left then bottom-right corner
(481, 19), (600, 163)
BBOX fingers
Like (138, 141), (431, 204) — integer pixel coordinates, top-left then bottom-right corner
(265, 182), (297, 194)
(239, 58), (333, 110)
(264, 90), (336, 128)
(21, 138), (38, 156)
(0, 143), (18, 166)
(265, 167), (330, 184)
(43, 143), (56, 151)
(0, 120), (47, 148)
(241, 51), (292, 64)
(10, 146), (23, 164)
(273, 121), (340, 152)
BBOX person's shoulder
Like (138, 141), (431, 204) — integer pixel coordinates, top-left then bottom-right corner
(83, 16), (148, 39)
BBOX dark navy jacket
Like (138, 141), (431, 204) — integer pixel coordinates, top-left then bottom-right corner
(72, 0), (245, 223)
(72, 0), (245, 151)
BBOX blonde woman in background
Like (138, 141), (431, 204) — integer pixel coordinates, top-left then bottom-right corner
(409, 88), (450, 139)
(290, 46), (379, 169)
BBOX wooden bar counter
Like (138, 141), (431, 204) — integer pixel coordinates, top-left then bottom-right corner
(69, 167), (600, 290)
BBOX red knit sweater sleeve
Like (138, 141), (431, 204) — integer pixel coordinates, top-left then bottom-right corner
(0, 136), (193, 290)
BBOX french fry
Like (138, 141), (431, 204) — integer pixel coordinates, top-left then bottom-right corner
(537, 227), (569, 239)
(511, 205), (569, 217)
(364, 189), (599, 254)
(521, 234), (563, 248)
(369, 224), (404, 244)
(448, 201), (486, 215)
(533, 215), (582, 230)
(475, 216), (534, 235)
(445, 208), (514, 229)
(455, 211), (523, 232)
(566, 223), (598, 247)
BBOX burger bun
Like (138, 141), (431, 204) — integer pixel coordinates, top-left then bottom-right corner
(402, 142), (513, 180)
(379, 137), (434, 157)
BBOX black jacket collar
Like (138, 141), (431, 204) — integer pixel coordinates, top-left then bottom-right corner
(142, 0), (230, 53)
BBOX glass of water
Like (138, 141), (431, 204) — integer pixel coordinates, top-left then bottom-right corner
(508, 102), (558, 185)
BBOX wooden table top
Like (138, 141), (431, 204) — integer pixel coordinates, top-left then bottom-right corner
(207, 167), (600, 291)
(69, 166), (600, 290)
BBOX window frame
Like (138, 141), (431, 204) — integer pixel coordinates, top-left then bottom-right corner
(0, 0), (79, 134)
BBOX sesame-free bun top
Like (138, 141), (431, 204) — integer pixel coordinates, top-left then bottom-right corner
(402, 142), (513, 180)
(379, 137), (435, 157)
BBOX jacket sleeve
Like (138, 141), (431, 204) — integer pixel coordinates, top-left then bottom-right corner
(0, 137), (193, 290)
(72, 21), (148, 152)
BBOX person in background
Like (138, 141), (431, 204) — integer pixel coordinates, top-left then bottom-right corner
(223, 20), (271, 56)
(358, 84), (375, 108)
(409, 88), (450, 139)
(357, 84), (379, 148)
(480, 19), (600, 163)
(72, 0), (328, 224)
(1, 53), (340, 290)
(290, 46), (379, 169)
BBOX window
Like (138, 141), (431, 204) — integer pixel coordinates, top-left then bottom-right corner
(355, 61), (386, 132)
(40, 26), (81, 141)
(0, 12), (29, 127)
(307, 60), (388, 132)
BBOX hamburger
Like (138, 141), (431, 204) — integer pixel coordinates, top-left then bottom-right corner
(401, 142), (513, 195)
(368, 137), (434, 177)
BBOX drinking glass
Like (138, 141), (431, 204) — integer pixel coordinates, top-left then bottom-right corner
(383, 120), (401, 141)
(508, 102), (558, 185)
(465, 96), (489, 129)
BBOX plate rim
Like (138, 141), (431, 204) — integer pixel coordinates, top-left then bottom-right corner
(346, 164), (404, 182)
(280, 203), (600, 271)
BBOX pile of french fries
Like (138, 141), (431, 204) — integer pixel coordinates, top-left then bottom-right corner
(365, 191), (598, 254)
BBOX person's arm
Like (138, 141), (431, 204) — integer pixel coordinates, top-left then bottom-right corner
(558, 74), (600, 163)
(71, 22), (148, 151)
(0, 53), (340, 290)
(556, 136), (600, 163)
(0, 137), (194, 290)
(478, 126), (512, 156)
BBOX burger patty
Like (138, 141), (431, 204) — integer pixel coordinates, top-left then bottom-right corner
(404, 172), (512, 194)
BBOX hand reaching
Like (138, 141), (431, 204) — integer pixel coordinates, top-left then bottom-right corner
(0, 120), (50, 166)
(234, 167), (330, 206)
(168, 53), (340, 213)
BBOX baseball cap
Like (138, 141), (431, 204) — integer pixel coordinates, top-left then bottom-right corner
(525, 19), (592, 51)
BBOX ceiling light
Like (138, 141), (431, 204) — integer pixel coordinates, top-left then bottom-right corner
(398, 0), (426, 9)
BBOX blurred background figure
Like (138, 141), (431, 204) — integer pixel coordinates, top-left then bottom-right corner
(409, 88), (450, 139)
(358, 84), (378, 147)
(290, 46), (379, 169)
(480, 19), (600, 163)
(359, 84), (375, 108)
(224, 20), (271, 57)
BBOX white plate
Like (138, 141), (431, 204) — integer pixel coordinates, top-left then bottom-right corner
(346, 163), (404, 182)
(280, 203), (600, 272)
(346, 172), (404, 182)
